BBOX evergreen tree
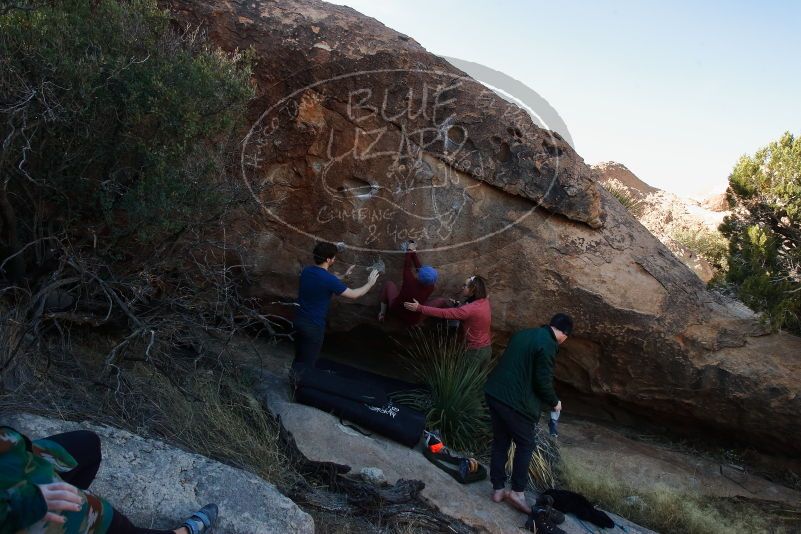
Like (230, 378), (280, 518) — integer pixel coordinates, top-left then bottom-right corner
(720, 132), (801, 334)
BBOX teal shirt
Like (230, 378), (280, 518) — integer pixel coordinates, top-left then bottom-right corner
(484, 326), (560, 422)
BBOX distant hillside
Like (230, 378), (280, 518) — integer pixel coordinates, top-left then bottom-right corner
(593, 162), (729, 283)
(700, 191), (729, 212)
(592, 162), (659, 199)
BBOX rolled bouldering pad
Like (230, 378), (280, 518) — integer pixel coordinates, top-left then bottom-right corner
(295, 385), (426, 447)
(291, 362), (387, 405)
(315, 358), (422, 395)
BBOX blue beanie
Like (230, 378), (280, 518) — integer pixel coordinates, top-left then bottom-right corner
(417, 265), (438, 286)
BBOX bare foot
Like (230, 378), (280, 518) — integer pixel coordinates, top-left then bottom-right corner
(504, 490), (531, 513)
(491, 488), (506, 503)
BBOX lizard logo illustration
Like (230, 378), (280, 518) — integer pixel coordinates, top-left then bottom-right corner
(241, 65), (569, 253)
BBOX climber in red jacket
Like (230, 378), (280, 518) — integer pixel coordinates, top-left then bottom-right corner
(404, 275), (493, 364)
(377, 240), (447, 326)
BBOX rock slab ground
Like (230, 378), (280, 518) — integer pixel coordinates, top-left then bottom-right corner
(1, 413), (314, 534)
(560, 419), (801, 508)
(256, 369), (655, 534)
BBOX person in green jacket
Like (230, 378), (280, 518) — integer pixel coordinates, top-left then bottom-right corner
(484, 313), (573, 513)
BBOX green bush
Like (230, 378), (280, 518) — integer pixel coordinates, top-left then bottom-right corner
(0, 0), (263, 395)
(0, 0), (254, 269)
(393, 327), (491, 453)
(720, 132), (801, 334)
(672, 226), (729, 272)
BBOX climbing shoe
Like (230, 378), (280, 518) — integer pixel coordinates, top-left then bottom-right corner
(182, 503), (218, 534)
(534, 495), (565, 524)
(526, 495), (566, 533)
(525, 509), (566, 534)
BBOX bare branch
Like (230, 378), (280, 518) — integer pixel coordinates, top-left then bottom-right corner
(0, 236), (58, 273)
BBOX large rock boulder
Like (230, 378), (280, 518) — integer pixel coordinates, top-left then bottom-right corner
(1, 413), (314, 534)
(164, 0), (801, 456)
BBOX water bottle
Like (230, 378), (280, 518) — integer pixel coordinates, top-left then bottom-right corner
(548, 410), (560, 437)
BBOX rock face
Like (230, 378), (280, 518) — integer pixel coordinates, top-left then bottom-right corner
(700, 191), (729, 212)
(592, 161), (729, 283)
(164, 0), (801, 456)
(1, 413), (314, 534)
(592, 162), (659, 200)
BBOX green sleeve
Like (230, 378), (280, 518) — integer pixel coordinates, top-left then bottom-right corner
(0, 427), (48, 533)
(0, 482), (48, 534)
(532, 346), (559, 408)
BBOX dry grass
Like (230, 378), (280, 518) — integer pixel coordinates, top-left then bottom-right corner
(0, 336), (297, 489)
(504, 429), (561, 492)
(0, 299), (36, 390)
(559, 456), (792, 534)
(125, 364), (297, 488)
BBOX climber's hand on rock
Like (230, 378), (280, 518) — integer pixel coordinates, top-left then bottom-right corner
(403, 299), (420, 312)
(37, 481), (83, 524)
(368, 269), (380, 286)
(343, 264), (355, 278)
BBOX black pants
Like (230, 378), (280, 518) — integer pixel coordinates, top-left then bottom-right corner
(486, 395), (537, 492)
(293, 319), (325, 367)
(46, 431), (175, 534)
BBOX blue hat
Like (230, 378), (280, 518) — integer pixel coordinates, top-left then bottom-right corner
(417, 265), (438, 286)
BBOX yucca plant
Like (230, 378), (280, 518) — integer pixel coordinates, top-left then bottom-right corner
(393, 326), (491, 453)
(507, 427), (561, 491)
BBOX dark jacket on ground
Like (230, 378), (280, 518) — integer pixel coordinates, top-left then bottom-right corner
(484, 326), (560, 422)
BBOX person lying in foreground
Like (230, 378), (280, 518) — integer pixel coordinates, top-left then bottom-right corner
(483, 313), (573, 513)
(0, 426), (218, 534)
(403, 275), (492, 364)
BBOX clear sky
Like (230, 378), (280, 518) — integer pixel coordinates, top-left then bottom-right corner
(327, 0), (800, 198)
